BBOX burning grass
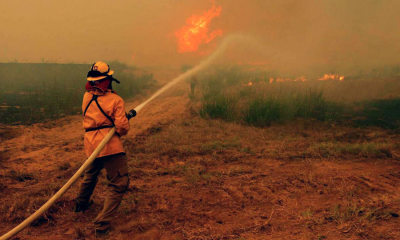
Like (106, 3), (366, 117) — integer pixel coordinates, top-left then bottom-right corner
(0, 62), (156, 124)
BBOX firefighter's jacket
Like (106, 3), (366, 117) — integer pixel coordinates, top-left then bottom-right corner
(82, 89), (129, 158)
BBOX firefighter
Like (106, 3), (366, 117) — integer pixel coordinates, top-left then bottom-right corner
(190, 75), (198, 96)
(74, 61), (130, 234)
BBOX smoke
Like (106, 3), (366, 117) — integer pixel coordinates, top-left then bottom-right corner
(135, 32), (326, 112)
(0, 0), (399, 75)
(213, 0), (400, 75)
(134, 34), (252, 112)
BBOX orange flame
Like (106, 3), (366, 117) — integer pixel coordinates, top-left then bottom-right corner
(293, 76), (307, 82)
(243, 74), (345, 86)
(175, 2), (222, 53)
(318, 74), (345, 81)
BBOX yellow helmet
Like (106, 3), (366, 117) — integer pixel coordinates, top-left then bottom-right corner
(87, 61), (115, 81)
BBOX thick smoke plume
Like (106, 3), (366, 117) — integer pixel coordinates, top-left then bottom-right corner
(0, 0), (399, 75)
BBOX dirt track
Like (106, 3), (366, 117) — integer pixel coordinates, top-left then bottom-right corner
(1, 71), (400, 239)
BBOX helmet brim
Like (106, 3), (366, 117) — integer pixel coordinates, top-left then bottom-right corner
(87, 70), (114, 81)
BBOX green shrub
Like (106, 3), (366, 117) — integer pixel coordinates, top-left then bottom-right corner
(243, 96), (286, 126)
(200, 85), (342, 127)
(353, 99), (400, 129)
(200, 89), (239, 121)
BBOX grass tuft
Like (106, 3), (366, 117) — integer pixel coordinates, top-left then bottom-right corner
(306, 142), (393, 158)
(9, 170), (35, 182)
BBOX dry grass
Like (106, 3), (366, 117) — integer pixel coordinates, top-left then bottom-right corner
(129, 112), (399, 163)
(118, 112), (400, 239)
(1, 97), (399, 239)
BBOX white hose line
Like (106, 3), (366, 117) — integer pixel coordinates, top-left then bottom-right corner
(0, 34), (244, 240)
(134, 34), (249, 112)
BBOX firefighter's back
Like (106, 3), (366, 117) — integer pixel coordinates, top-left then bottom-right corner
(82, 89), (129, 158)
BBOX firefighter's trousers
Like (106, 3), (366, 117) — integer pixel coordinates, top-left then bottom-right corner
(76, 153), (129, 230)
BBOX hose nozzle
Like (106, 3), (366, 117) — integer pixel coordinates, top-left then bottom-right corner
(126, 109), (137, 120)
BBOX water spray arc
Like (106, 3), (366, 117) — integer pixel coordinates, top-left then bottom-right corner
(0, 34), (248, 240)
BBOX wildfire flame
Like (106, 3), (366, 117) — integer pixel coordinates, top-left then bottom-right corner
(318, 74), (345, 81)
(175, 2), (222, 53)
(244, 74), (344, 86)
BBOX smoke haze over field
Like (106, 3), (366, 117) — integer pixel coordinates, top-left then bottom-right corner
(1, 0), (399, 74)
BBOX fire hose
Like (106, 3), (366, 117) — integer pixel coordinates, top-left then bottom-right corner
(0, 34), (249, 239)
(1, 108), (137, 240)
(0, 71), (203, 240)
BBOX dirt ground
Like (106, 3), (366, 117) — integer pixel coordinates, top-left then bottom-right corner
(1, 70), (400, 240)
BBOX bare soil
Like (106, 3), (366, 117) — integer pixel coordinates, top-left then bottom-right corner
(1, 70), (400, 240)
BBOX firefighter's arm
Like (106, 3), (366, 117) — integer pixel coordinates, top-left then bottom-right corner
(113, 98), (130, 136)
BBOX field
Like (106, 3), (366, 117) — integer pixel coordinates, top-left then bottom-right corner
(1, 65), (400, 239)
(198, 66), (400, 129)
(0, 62), (155, 124)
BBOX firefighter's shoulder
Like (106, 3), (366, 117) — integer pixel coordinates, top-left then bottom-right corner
(106, 90), (124, 102)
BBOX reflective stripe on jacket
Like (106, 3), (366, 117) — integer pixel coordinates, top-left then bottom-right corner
(82, 89), (130, 158)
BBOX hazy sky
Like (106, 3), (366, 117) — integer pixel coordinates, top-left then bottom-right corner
(1, 0), (399, 72)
